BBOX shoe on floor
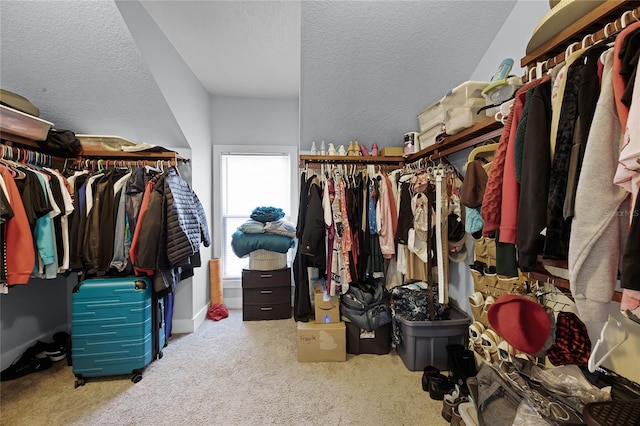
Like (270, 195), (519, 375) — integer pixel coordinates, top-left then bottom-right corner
(422, 365), (440, 392)
(44, 342), (67, 362)
(1, 352), (52, 381)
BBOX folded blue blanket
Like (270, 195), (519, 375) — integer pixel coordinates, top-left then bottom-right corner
(231, 230), (294, 258)
(250, 206), (285, 223)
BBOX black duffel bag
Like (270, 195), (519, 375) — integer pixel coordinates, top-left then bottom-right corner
(37, 128), (81, 157)
(340, 279), (391, 332)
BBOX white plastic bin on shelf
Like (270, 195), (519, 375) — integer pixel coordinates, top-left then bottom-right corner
(418, 122), (444, 151)
(441, 81), (489, 111)
(482, 76), (523, 116)
(417, 97), (445, 133)
(445, 98), (486, 135)
(0, 105), (53, 141)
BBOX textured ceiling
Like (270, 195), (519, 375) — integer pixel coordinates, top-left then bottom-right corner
(0, 0), (518, 151)
(141, 0), (302, 100)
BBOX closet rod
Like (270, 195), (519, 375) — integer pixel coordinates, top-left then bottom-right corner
(75, 158), (176, 170)
(299, 154), (404, 168)
(1, 142), (61, 166)
(523, 5), (640, 81)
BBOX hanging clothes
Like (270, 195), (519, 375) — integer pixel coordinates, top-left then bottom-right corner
(569, 48), (629, 323)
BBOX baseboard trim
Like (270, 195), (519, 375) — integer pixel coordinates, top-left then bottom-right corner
(171, 303), (209, 334)
(224, 296), (242, 310)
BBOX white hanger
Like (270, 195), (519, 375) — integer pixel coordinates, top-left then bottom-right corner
(587, 315), (628, 373)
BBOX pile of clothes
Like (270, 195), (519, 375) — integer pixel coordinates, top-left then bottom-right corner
(231, 207), (296, 264)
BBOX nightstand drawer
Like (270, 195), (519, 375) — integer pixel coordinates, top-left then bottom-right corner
(243, 287), (291, 305)
(242, 268), (291, 289)
(242, 303), (292, 321)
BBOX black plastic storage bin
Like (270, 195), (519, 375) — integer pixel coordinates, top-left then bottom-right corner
(346, 322), (391, 355)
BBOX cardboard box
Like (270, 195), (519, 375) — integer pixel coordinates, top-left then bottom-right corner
(314, 287), (340, 324)
(380, 147), (404, 157)
(297, 321), (346, 362)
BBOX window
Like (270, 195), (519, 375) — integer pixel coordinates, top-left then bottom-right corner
(213, 145), (298, 280)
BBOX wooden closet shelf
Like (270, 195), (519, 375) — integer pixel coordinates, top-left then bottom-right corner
(300, 118), (503, 169)
(521, 1), (636, 69)
(299, 154), (405, 167)
(537, 256), (568, 269)
(405, 117), (503, 163)
(1, 131), (76, 159)
(525, 259), (623, 303)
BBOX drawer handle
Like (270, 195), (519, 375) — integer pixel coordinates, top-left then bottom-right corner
(260, 274), (273, 278)
(260, 307), (273, 311)
(260, 290), (273, 294)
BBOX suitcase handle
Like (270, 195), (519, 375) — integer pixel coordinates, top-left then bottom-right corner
(260, 307), (273, 311)
(260, 290), (273, 294)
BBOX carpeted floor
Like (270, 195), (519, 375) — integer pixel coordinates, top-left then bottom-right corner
(1, 310), (449, 426)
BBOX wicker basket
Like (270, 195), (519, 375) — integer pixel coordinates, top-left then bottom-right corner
(249, 249), (287, 271)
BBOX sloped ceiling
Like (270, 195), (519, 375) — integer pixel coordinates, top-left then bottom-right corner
(1, 0), (518, 151)
(0, 0), (190, 149)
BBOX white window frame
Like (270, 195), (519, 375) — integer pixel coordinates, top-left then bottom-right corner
(212, 144), (299, 289)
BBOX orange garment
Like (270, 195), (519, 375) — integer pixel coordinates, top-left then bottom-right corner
(1, 165), (36, 285)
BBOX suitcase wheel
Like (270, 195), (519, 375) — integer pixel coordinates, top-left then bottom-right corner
(131, 373), (143, 384)
(157, 351), (163, 360)
(74, 376), (85, 388)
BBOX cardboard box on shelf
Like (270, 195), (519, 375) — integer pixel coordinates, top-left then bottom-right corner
(314, 287), (340, 324)
(380, 146), (404, 157)
(297, 321), (346, 362)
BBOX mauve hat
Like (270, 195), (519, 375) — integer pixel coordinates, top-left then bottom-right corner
(487, 294), (551, 355)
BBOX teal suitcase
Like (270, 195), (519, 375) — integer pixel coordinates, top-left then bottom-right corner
(71, 277), (156, 387)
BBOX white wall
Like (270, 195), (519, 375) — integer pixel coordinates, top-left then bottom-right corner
(469, 0), (551, 81)
(300, 1), (516, 151)
(211, 96), (299, 147)
(211, 96), (300, 309)
(117, 0), (213, 333)
(0, 276), (77, 371)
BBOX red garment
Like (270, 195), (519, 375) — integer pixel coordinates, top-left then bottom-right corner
(612, 21), (640, 130)
(128, 179), (155, 276)
(481, 78), (546, 236)
(207, 303), (229, 321)
(500, 76), (549, 244)
(1, 165), (36, 285)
